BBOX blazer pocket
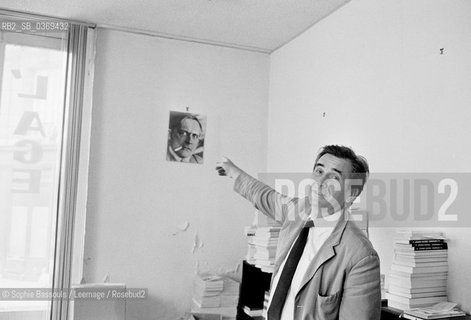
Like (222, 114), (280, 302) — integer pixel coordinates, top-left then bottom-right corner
(318, 290), (341, 303)
(316, 291), (341, 320)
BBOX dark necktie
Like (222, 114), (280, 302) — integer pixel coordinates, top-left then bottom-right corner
(267, 220), (315, 320)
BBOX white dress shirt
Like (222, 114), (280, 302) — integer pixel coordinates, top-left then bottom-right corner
(267, 210), (344, 320)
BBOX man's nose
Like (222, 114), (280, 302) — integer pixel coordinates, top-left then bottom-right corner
(316, 176), (336, 195)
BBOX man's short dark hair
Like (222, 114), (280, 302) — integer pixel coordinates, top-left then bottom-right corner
(314, 145), (369, 194)
(169, 111), (203, 132)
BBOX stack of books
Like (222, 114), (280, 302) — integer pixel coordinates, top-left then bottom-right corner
(402, 308), (466, 319)
(386, 230), (449, 311)
(244, 226), (257, 265)
(191, 273), (240, 319)
(244, 226), (281, 273)
(402, 302), (466, 319)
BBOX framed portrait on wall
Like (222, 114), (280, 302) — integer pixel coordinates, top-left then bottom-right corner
(166, 110), (206, 164)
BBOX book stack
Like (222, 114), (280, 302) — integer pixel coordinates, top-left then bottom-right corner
(386, 230), (448, 311)
(402, 302), (466, 319)
(191, 273), (240, 319)
(402, 308), (466, 319)
(244, 226), (257, 265)
(245, 226), (281, 273)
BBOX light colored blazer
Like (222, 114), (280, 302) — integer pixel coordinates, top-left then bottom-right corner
(234, 173), (381, 320)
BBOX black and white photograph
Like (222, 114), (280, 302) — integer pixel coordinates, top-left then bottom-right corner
(0, 1), (470, 320)
(167, 111), (206, 164)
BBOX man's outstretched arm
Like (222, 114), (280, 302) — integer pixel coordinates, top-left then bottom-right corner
(216, 157), (294, 224)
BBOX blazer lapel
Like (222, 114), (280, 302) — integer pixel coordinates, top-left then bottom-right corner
(272, 219), (304, 277)
(296, 217), (348, 296)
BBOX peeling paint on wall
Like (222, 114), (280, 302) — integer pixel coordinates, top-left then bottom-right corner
(172, 221), (190, 235)
(192, 232), (204, 254)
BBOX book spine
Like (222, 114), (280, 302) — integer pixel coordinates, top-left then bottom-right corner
(408, 239), (444, 244)
(413, 244), (447, 250)
(411, 243), (448, 248)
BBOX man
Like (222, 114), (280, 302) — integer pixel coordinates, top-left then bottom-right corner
(167, 114), (203, 163)
(216, 145), (381, 320)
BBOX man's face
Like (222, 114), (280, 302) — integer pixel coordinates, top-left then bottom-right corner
(311, 154), (354, 215)
(170, 118), (201, 158)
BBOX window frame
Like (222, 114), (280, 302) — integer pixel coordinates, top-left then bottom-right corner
(0, 9), (96, 320)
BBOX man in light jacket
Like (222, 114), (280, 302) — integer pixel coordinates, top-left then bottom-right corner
(216, 145), (381, 320)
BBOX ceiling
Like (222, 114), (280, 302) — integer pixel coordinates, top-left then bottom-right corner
(0, 0), (351, 53)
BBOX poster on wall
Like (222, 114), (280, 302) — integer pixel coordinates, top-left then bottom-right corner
(166, 110), (206, 164)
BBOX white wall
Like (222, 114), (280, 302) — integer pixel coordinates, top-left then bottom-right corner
(84, 29), (269, 319)
(268, 0), (471, 312)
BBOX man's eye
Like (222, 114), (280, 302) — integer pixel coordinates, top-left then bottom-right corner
(314, 168), (323, 174)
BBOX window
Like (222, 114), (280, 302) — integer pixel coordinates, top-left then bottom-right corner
(0, 11), (95, 319)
